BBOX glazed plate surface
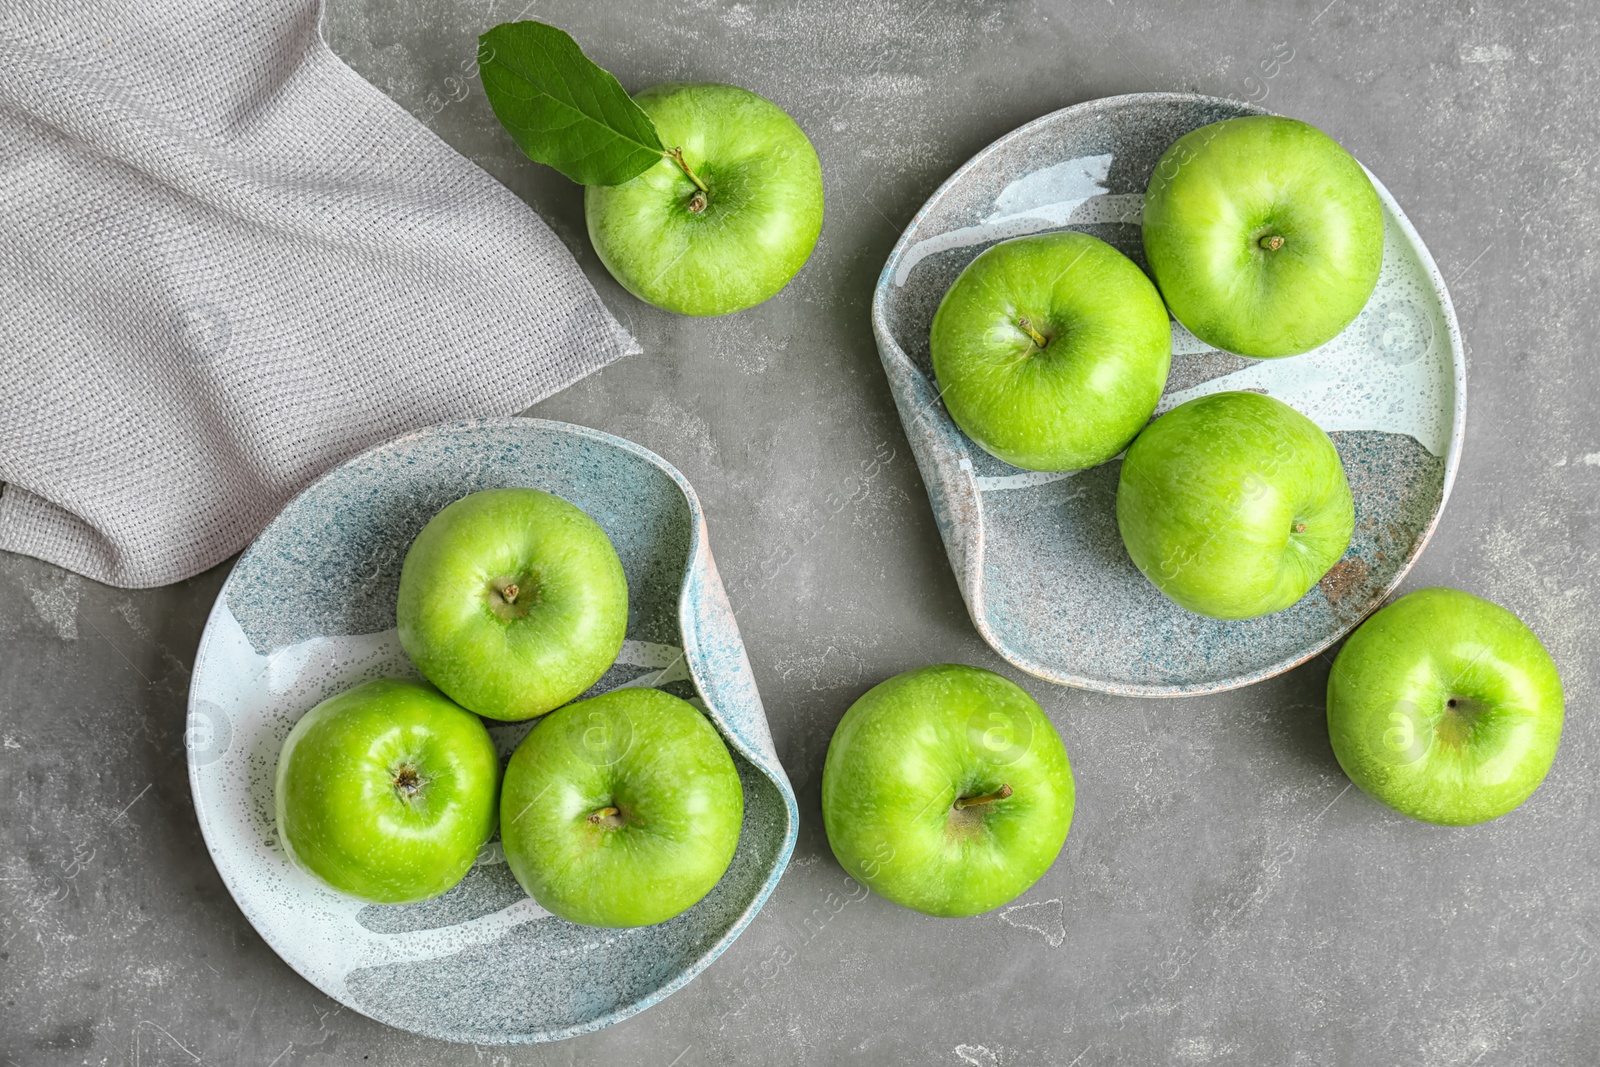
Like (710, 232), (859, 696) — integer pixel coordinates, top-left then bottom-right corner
(872, 93), (1465, 696)
(187, 418), (797, 1042)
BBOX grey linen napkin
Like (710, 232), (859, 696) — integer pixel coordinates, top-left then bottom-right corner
(0, 0), (639, 588)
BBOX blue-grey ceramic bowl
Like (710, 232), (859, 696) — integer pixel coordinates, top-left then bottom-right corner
(187, 417), (797, 1043)
(872, 93), (1466, 697)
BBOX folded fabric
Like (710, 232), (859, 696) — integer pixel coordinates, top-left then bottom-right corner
(0, 0), (638, 587)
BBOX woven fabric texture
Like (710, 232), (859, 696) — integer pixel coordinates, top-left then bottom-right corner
(0, 0), (638, 587)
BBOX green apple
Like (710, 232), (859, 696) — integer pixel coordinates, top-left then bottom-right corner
(1116, 391), (1354, 619)
(821, 664), (1074, 917)
(397, 488), (628, 721)
(585, 83), (824, 316)
(500, 687), (743, 927)
(1142, 115), (1384, 358)
(1327, 587), (1564, 826)
(929, 232), (1172, 471)
(275, 678), (500, 904)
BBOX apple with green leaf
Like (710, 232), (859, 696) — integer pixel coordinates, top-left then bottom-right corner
(479, 21), (823, 316)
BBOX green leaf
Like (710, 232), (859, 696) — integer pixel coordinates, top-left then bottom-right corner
(477, 21), (665, 186)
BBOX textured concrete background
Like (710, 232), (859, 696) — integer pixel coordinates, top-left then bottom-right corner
(3, 0), (1598, 1063)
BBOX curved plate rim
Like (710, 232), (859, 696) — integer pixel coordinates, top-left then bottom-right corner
(870, 91), (1467, 697)
(186, 415), (799, 1043)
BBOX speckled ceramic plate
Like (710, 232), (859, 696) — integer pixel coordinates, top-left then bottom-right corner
(186, 418), (797, 1043)
(872, 93), (1466, 696)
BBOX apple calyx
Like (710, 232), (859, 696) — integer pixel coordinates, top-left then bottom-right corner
(392, 764), (428, 800)
(953, 784), (1013, 810)
(664, 147), (709, 213)
(1258, 234), (1286, 251)
(1016, 318), (1050, 350)
(586, 805), (625, 829)
(1293, 522), (1307, 534)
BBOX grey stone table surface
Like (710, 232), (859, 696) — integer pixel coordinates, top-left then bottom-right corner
(3, 0), (1597, 1063)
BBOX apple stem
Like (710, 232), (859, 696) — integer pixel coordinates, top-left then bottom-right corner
(1016, 318), (1049, 349)
(1259, 235), (1285, 251)
(664, 146), (709, 196)
(953, 784), (1013, 809)
(587, 806), (620, 824)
